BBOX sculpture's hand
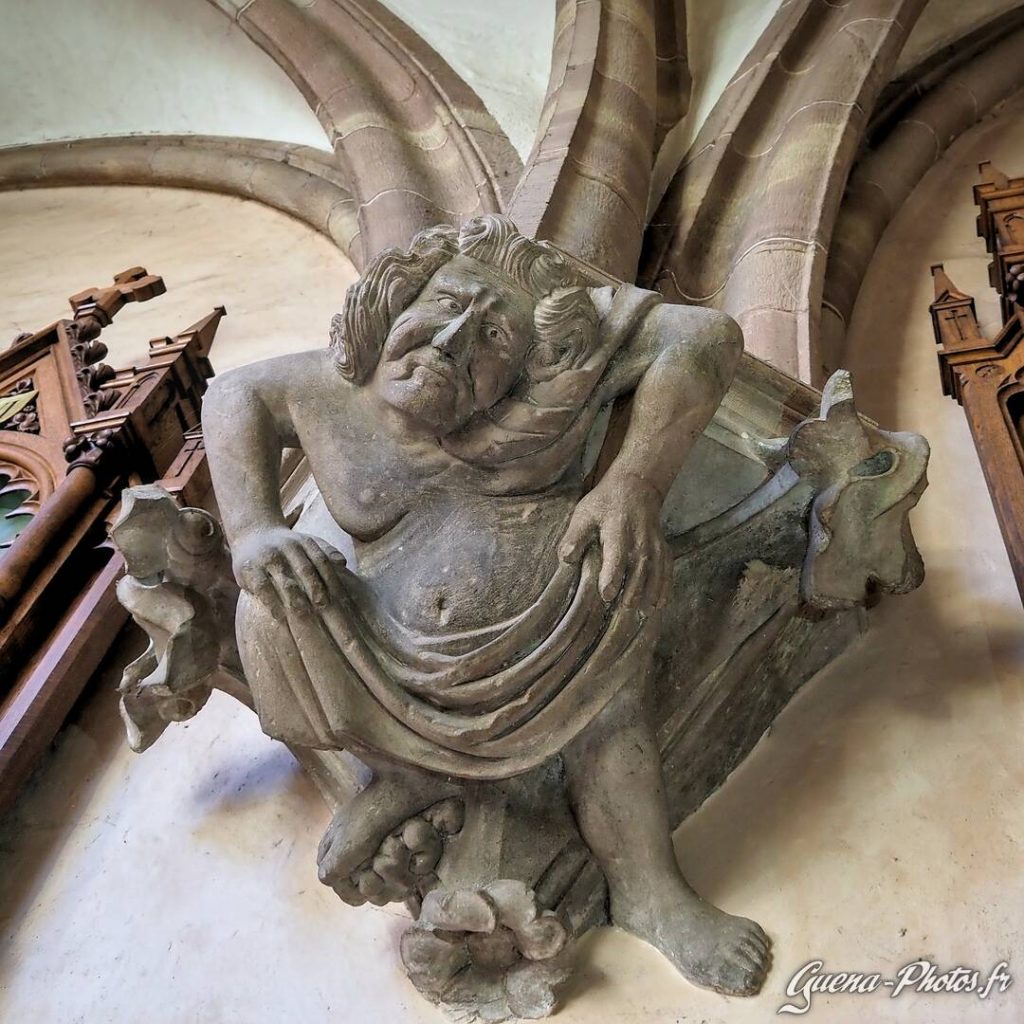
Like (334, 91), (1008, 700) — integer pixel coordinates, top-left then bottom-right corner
(558, 473), (671, 610)
(232, 526), (348, 620)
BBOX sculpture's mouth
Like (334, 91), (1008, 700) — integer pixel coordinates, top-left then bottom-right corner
(389, 350), (462, 390)
(412, 361), (457, 389)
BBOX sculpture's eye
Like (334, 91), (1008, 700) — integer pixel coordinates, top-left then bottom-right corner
(483, 322), (507, 344)
(852, 449), (896, 477)
(436, 295), (463, 315)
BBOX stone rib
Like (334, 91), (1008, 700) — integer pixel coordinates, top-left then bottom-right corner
(0, 135), (361, 256)
(509, 0), (658, 281)
(822, 22), (1024, 376)
(653, 0), (691, 156)
(640, 0), (928, 381)
(217, 0), (520, 268)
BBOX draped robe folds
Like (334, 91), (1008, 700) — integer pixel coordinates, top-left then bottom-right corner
(236, 284), (663, 780)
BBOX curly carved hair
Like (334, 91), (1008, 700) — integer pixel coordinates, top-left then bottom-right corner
(329, 215), (596, 383)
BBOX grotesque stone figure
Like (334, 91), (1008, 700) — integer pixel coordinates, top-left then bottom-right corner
(203, 214), (770, 995)
(114, 215), (929, 1021)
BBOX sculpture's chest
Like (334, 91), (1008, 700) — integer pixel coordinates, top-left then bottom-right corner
(355, 489), (578, 633)
(293, 407), (581, 631)
(297, 414), (448, 542)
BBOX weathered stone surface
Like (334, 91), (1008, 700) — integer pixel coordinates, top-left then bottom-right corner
(823, 22), (1024, 375)
(231, 0), (521, 266)
(0, 135), (361, 255)
(112, 217), (928, 1020)
(642, 0), (930, 381)
(510, 0), (659, 280)
(403, 880), (572, 1021)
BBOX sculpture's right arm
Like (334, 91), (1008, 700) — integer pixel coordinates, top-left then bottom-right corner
(203, 351), (345, 618)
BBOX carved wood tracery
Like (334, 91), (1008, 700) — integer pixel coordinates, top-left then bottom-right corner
(930, 163), (1024, 603)
(0, 272), (225, 813)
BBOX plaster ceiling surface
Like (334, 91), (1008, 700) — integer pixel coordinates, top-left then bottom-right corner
(0, 0), (331, 152)
(896, 0), (1024, 73)
(1, 0), (1001, 203)
(377, 0), (556, 161)
(650, 0), (785, 211)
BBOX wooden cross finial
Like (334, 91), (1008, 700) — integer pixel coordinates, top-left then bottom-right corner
(68, 267), (167, 327)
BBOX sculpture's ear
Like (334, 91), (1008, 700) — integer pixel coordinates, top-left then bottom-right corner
(787, 370), (871, 483)
(818, 367), (854, 415)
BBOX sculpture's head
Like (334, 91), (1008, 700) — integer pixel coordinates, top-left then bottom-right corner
(330, 216), (595, 434)
(787, 371), (930, 612)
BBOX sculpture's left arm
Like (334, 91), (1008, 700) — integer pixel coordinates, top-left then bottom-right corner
(559, 303), (742, 610)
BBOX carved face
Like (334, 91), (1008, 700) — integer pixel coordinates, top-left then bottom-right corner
(371, 255), (535, 434)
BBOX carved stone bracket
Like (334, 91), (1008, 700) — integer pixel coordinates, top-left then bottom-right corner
(111, 368), (927, 1020)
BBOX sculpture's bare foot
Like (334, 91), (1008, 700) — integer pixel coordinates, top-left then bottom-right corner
(317, 769), (459, 906)
(613, 878), (771, 996)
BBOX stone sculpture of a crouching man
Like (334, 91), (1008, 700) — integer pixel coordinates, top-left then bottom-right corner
(203, 215), (771, 995)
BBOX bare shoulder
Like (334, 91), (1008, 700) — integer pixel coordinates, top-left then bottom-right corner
(207, 348), (343, 406)
(204, 349), (354, 447)
(654, 303), (743, 354)
(597, 294), (743, 402)
(210, 348), (335, 390)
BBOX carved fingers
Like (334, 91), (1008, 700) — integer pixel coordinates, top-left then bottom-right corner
(558, 475), (671, 612)
(557, 511), (596, 567)
(232, 527), (348, 619)
(619, 519), (672, 612)
(597, 512), (629, 600)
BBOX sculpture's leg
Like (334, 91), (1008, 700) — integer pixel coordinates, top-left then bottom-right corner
(563, 677), (772, 996)
(317, 753), (461, 905)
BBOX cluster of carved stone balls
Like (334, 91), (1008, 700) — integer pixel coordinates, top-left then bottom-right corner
(1007, 263), (1023, 306)
(325, 798), (465, 907)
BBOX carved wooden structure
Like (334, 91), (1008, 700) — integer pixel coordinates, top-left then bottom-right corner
(929, 162), (1024, 603)
(0, 271), (224, 811)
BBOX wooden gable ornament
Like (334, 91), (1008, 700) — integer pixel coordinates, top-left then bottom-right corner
(930, 162), (1024, 603)
(0, 269), (224, 811)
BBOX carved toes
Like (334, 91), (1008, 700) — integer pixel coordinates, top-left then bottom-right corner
(703, 917), (773, 996)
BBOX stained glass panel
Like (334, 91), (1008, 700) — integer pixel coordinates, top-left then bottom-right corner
(0, 474), (33, 550)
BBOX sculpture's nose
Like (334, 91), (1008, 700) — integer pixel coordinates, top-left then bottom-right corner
(431, 307), (475, 364)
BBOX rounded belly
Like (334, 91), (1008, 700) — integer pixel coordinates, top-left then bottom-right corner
(355, 490), (577, 634)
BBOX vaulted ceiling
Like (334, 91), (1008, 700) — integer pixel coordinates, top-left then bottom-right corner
(2, 0), (1022, 383)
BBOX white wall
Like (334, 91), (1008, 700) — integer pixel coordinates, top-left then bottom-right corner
(0, 0), (330, 151)
(379, 0), (554, 162)
(0, 186), (357, 373)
